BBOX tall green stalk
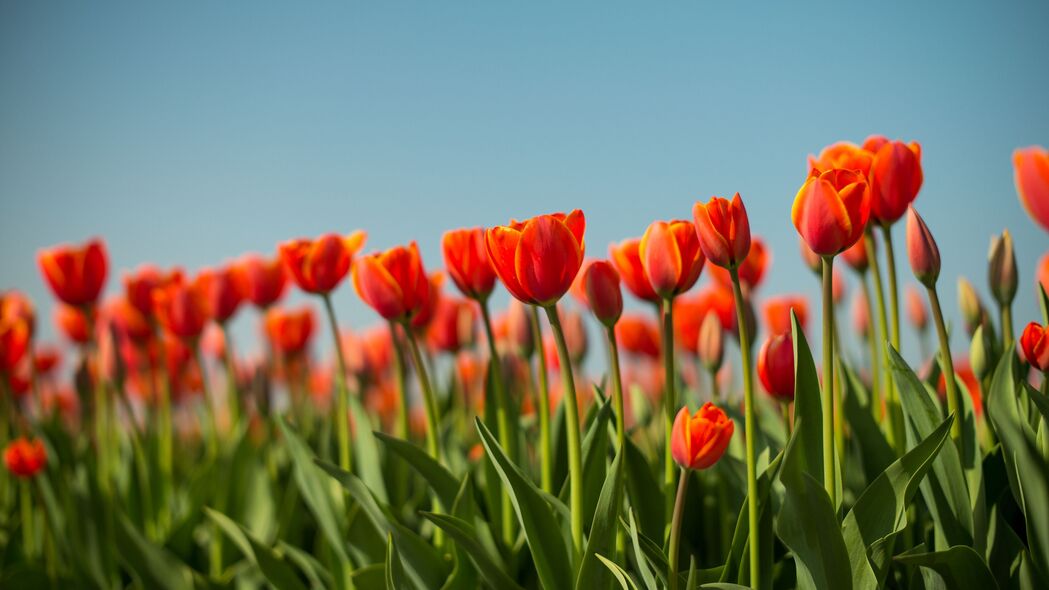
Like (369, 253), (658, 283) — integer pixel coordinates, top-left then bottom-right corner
(220, 323), (240, 431)
(729, 267), (760, 587)
(544, 304), (583, 558)
(478, 297), (515, 546)
(402, 328), (442, 463)
(864, 230), (902, 451)
(605, 325), (626, 451)
(1000, 304), (1013, 351)
(661, 298), (677, 520)
(859, 274), (881, 416)
(881, 225), (902, 351)
(321, 294), (353, 473)
(820, 257), (837, 506)
(927, 287), (961, 443)
(529, 306), (553, 493)
(668, 468), (690, 590)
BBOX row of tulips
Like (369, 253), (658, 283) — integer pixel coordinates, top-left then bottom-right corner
(1, 140), (1048, 590)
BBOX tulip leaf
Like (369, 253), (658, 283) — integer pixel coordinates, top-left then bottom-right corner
(114, 514), (194, 590)
(476, 417), (573, 590)
(841, 414), (952, 589)
(277, 541), (334, 589)
(596, 554), (642, 590)
(422, 512), (525, 590)
(623, 434), (665, 541)
(350, 395), (388, 504)
(622, 510), (658, 590)
(790, 310), (825, 483)
(375, 431), (460, 509)
(205, 507), (309, 590)
(576, 449), (624, 589)
(894, 546), (999, 590)
(560, 398), (612, 525)
(385, 534), (415, 590)
(719, 447), (784, 586)
(440, 473), (481, 590)
(840, 363), (895, 486)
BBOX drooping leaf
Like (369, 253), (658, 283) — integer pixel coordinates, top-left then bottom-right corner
(375, 431), (460, 509)
(206, 508), (309, 590)
(894, 546), (999, 590)
(385, 534), (415, 590)
(623, 510), (658, 590)
(423, 512), (525, 590)
(114, 514), (194, 590)
(597, 554), (641, 590)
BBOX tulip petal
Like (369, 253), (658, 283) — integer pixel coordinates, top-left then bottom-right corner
(485, 226), (534, 303)
(640, 221), (682, 299)
(515, 216), (582, 306)
(1014, 146), (1049, 233)
(353, 255), (407, 320)
(792, 176), (852, 256)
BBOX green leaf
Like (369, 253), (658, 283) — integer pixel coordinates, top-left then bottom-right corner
(894, 546), (999, 590)
(841, 414), (952, 589)
(476, 417), (573, 590)
(375, 431), (460, 509)
(791, 311), (825, 482)
(565, 398), (612, 524)
(423, 512), (525, 590)
(386, 534), (415, 590)
(719, 449), (784, 586)
(623, 510), (658, 590)
(596, 554), (641, 590)
(623, 434), (664, 541)
(576, 449), (625, 589)
(840, 363), (895, 486)
(114, 514), (194, 590)
(278, 541), (334, 589)
(351, 564), (387, 589)
(351, 395), (388, 504)
(206, 508), (309, 590)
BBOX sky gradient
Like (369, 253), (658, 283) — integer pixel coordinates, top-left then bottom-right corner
(2, 1), (1047, 368)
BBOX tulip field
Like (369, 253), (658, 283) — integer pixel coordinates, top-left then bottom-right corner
(2, 140), (1049, 590)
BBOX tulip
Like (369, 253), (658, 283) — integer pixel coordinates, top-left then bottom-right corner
(33, 345), (61, 376)
(668, 403), (733, 589)
(808, 141), (874, 177)
(38, 238), (108, 307)
(764, 295), (808, 336)
(279, 231), (366, 295)
(852, 288), (870, 337)
(1038, 252), (1049, 297)
(868, 139), (923, 225)
(697, 313), (724, 401)
(841, 237), (869, 273)
(264, 306), (316, 357)
(442, 227), (498, 300)
(957, 277), (988, 337)
(153, 274), (210, 341)
(792, 168), (871, 256)
(970, 323), (998, 382)
(692, 193), (751, 270)
(609, 237), (660, 303)
(615, 313), (661, 359)
(233, 254), (287, 308)
(1013, 146), (1049, 233)
(758, 332), (795, 402)
(708, 238), (769, 291)
(426, 297), (476, 354)
(799, 239), (822, 274)
(639, 219), (705, 299)
(0, 291), (36, 337)
(1020, 322), (1049, 373)
(0, 314), (31, 374)
(581, 260), (623, 328)
(109, 298), (152, 345)
(55, 304), (93, 345)
(409, 272), (444, 332)
(906, 285), (929, 333)
(906, 208), (940, 289)
(498, 300), (535, 359)
(4, 437), (47, 478)
(988, 231), (1018, 348)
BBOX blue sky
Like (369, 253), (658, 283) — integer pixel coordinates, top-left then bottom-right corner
(1, 1), (1047, 366)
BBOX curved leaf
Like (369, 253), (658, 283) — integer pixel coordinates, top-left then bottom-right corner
(894, 546), (998, 590)
(576, 450), (624, 589)
(423, 512), (525, 590)
(206, 508), (308, 590)
(375, 431), (459, 509)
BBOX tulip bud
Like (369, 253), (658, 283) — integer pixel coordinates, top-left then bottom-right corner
(957, 277), (987, 337)
(670, 403), (734, 470)
(697, 313), (723, 372)
(987, 231), (1018, 307)
(582, 261), (623, 328)
(4, 437), (48, 478)
(905, 207), (940, 288)
(905, 285), (928, 333)
(969, 323), (998, 381)
(758, 332), (795, 402)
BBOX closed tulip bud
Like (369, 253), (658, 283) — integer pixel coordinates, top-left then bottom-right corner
(970, 323), (998, 380)
(670, 402), (734, 470)
(692, 193), (751, 269)
(905, 208), (940, 288)
(852, 288), (870, 337)
(609, 238), (660, 303)
(906, 285), (928, 333)
(758, 332), (795, 402)
(442, 227), (498, 300)
(354, 242), (431, 323)
(279, 231), (366, 295)
(841, 236), (870, 273)
(38, 238), (108, 307)
(1013, 146), (1049, 233)
(792, 168), (871, 256)
(957, 277), (987, 337)
(697, 313), (723, 372)
(987, 231), (1018, 307)
(486, 211), (586, 306)
(639, 219), (705, 299)
(232, 254), (287, 308)
(4, 437), (47, 478)
(581, 260), (622, 327)
(868, 139), (923, 224)
(1020, 322), (1049, 373)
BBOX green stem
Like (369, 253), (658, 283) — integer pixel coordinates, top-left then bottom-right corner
(928, 287), (961, 443)
(529, 306), (553, 493)
(1000, 304), (1013, 352)
(606, 325), (626, 451)
(859, 274), (881, 418)
(83, 308), (111, 497)
(193, 344), (220, 461)
(389, 323), (411, 442)
(544, 304), (584, 558)
(821, 257), (837, 506)
(709, 367), (721, 402)
(729, 267), (760, 588)
(402, 327), (442, 463)
(479, 298), (515, 547)
(322, 294), (353, 473)
(220, 323), (240, 432)
(661, 298), (677, 520)
(668, 468), (690, 590)
(154, 331), (173, 515)
(881, 224), (901, 351)
(21, 479), (34, 560)
(783, 403), (792, 437)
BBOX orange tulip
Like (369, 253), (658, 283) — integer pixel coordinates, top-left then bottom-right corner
(442, 227), (498, 300)
(808, 141), (874, 177)
(0, 291), (36, 337)
(542, 308), (588, 368)
(905, 208), (940, 288)
(495, 300), (534, 358)
(33, 345), (61, 375)
(692, 193), (751, 270)
(792, 168), (871, 256)
(54, 304), (93, 345)
(233, 254), (287, 308)
(852, 288), (870, 337)
(868, 139), (923, 224)
(708, 238), (769, 291)
(124, 265), (182, 319)
(0, 315), (30, 373)
(615, 313), (661, 359)
(758, 332), (795, 402)
(197, 265), (243, 324)
(697, 313), (723, 372)
(427, 296), (476, 353)
(108, 297), (152, 344)
(906, 285), (928, 332)
(1014, 146), (1049, 233)
(4, 437), (47, 478)
(153, 273), (210, 340)
(609, 238), (660, 303)
(264, 306), (316, 357)
(841, 237), (869, 273)
(581, 260), (623, 327)
(639, 219), (705, 299)
(1020, 322), (1049, 373)
(485, 210), (586, 306)
(670, 403), (734, 470)
(763, 295), (808, 336)
(798, 239), (822, 274)
(279, 231), (366, 295)
(1038, 252), (1049, 296)
(354, 242), (431, 322)
(38, 238), (108, 307)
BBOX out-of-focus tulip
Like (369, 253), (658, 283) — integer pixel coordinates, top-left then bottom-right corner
(0, 315), (30, 372)
(442, 227), (498, 300)
(758, 332), (795, 402)
(496, 300), (534, 358)
(957, 277), (988, 337)
(486, 211), (586, 306)
(1038, 252), (1049, 295)
(1020, 322), (1049, 372)
(153, 274), (210, 340)
(427, 296), (476, 353)
(38, 238), (108, 307)
(353, 242), (430, 322)
(792, 168), (871, 256)
(708, 238), (769, 291)
(124, 265), (182, 318)
(670, 403), (734, 470)
(905, 208), (940, 288)
(265, 306), (316, 357)
(987, 231), (1018, 307)
(841, 237), (869, 273)
(609, 238), (660, 303)
(833, 267), (847, 304)
(809, 141), (874, 176)
(798, 240), (822, 274)
(233, 254), (287, 308)
(279, 231), (366, 295)
(409, 272), (444, 331)
(4, 437), (47, 478)
(970, 324), (998, 381)
(33, 345), (61, 375)
(1013, 146), (1049, 233)
(1, 291), (37, 337)
(639, 219), (705, 299)
(852, 288), (870, 337)
(55, 304), (93, 345)
(906, 285), (928, 332)
(109, 297), (152, 344)
(543, 308), (588, 368)
(615, 313), (661, 359)
(763, 295), (808, 336)
(692, 193), (751, 269)
(867, 139), (923, 224)
(581, 260), (623, 327)
(201, 324), (226, 359)
(936, 360), (983, 417)
(198, 265), (243, 324)
(697, 313), (723, 372)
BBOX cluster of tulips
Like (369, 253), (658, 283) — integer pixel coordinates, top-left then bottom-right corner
(1, 139), (1049, 590)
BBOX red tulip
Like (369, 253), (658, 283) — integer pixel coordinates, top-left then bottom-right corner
(868, 139), (923, 224)
(581, 260), (623, 327)
(264, 306), (316, 357)
(841, 236), (869, 273)
(280, 231), (367, 295)
(55, 304), (93, 345)
(905, 208), (940, 288)
(124, 265), (182, 318)
(763, 295), (808, 336)
(33, 345), (61, 375)
(353, 242), (430, 322)
(543, 308), (588, 368)
(798, 239), (822, 274)
(410, 272), (445, 331)
(233, 254), (287, 308)
(697, 313), (724, 372)
(443, 227), (498, 300)
(906, 285), (928, 332)
(109, 297), (152, 344)
(197, 265), (243, 324)
(852, 288), (870, 337)
(639, 219), (705, 299)
(0, 315), (30, 373)
(676, 286), (738, 348)
(427, 296), (476, 353)
(792, 168), (871, 256)
(485, 210), (586, 306)
(4, 437), (47, 478)
(615, 313), (661, 359)
(1020, 322), (1049, 373)
(1038, 252), (1049, 296)
(495, 300), (534, 358)
(153, 274), (210, 340)
(0, 291), (36, 338)
(609, 238), (660, 303)
(692, 193), (751, 269)
(758, 332), (795, 402)
(1014, 146), (1049, 233)
(38, 238), (108, 307)
(670, 402), (734, 470)
(808, 141), (874, 177)
(708, 238), (769, 291)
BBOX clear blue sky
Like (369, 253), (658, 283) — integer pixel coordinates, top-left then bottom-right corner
(2, 1), (1047, 366)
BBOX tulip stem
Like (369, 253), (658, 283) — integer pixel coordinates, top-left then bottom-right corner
(153, 323), (174, 535)
(605, 325), (626, 451)
(927, 286), (961, 443)
(1000, 304), (1013, 351)
(661, 297), (677, 526)
(529, 306), (553, 493)
(402, 327), (442, 463)
(783, 403), (792, 437)
(388, 322), (410, 507)
(880, 225), (902, 351)
(21, 479), (34, 559)
(193, 344), (220, 461)
(220, 323), (240, 432)
(83, 308), (112, 497)
(859, 274), (881, 418)
(864, 230), (902, 452)
(544, 304), (584, 558)
(322, 294), (353, 474)
(668, 468), (690, 590)
(820, 258), (837, 508)
(708, 367), (721, 403)
(729, 267), (760, 588)
(479, 297), (516, 547)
